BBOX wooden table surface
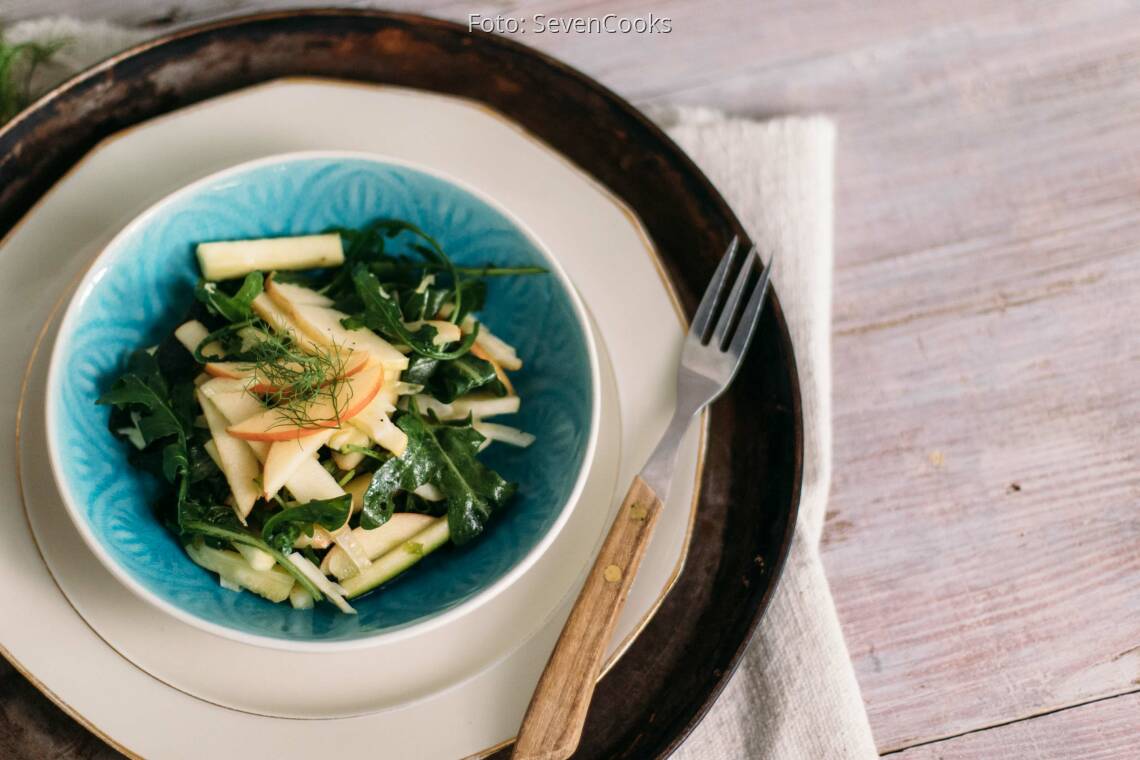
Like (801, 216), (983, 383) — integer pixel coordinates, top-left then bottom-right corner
(2, 1), (1138, 758)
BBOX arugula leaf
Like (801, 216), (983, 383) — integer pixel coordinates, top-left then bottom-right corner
(346, 266), (478, 360)
(452, 279), (486, 323)
(430, 419), (516, 544)
(401, 355), (440, 387)
(195, 272), (263, 323)
(261, 496), (352, 555)
(98, 350), (187, 481)
(360, 413), (442, 529)
(375, 220), (464, 321)
(427, 354), (506, 403)
(187, 440), (223, 485)
(394, 490), (448, 517)
(397, 353), (504, 403)
(178, 500), (323, 599)
(361, 405), (515, 544)
(97, 351), (331, 597)
(400, 284), (451, 323)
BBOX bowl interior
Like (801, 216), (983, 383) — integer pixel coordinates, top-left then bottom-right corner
(47, 155), (595, 645)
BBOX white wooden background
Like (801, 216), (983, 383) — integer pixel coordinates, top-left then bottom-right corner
(1, 1), (1138, 758)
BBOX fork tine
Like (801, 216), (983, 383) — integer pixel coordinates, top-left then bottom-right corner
(727, 253), (773, 358)
(712, 246), (759, 347)
(691, 237), (740, 339)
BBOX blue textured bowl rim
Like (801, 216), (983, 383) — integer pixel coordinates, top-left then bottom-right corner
(44, 150), (601, 652)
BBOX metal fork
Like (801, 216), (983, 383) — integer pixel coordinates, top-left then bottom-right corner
(514, 238), (773, 760)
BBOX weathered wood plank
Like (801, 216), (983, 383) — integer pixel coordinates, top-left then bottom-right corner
(796, 3), (1140, 751)
(890, 691), (1140, 759)
(0, 658), (120, 760)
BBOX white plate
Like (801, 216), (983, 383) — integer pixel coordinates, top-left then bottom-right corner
(0, 80), (703, 757)
(20, 306), (622, 717)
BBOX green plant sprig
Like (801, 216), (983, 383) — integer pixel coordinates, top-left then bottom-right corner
(0, 28), (66, 124)
(194, 318), (353, 429)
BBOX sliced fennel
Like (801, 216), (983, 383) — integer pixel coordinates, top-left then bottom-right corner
(322, 513), (437, 582)
(197, 233), (344, 281)
(410, 393), (520, 421)
(187, 542), (294, 603)
(288, 552), (356, 614)
(341, 517), (450, 598)
(472, 420), (535, 448)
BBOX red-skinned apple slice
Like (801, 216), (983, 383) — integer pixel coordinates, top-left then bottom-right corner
(226, 363), (384, 442)
(202, 351), (369, 393)
(200, 377), (345, 548)
(251, 293), (323, 353)
(267, 279), (334, 307)
(265, 278), (408, 370)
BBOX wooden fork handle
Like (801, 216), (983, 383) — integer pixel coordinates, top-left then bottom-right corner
(513, 476), (664, 760)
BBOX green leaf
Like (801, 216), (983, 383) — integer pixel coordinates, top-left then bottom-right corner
(452, 278), (486, 323)
(428, 354), (506, 403)
(161, 445), (189, 484)
(347, 267), (478, 360)
(430, 420), (516, 544)
(400, 284), (451, 322)
(98, 350), (189, 484)
(398, 353), (504, 403)
(178, 500), (324, 599)
(0, 29), (67, 124)
(360, 414), (442, 529)
(194, 272), (264, 323)
(401, 355), (440, 387)
(361, 405), (515, 544)
(261, 495), (352, 555)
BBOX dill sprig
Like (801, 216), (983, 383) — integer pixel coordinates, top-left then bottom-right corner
(0, 26), (67, 124)
(263, 341), (353, 429)
(195, 319), (355, 429)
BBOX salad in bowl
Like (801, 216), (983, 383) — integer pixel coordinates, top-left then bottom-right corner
(100, 222), (538, 613)
(46, 154), (597, 647)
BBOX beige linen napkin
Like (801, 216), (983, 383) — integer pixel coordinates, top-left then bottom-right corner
(9, 17), (878, 759)
(653, 107), (878, 759)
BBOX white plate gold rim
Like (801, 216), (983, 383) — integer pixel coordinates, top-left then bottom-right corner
(1, 78), (706, 757)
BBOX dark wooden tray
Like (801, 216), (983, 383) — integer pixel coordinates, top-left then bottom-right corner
(0, 10), (802, 759)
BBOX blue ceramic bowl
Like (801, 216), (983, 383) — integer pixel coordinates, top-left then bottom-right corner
(46, 153), (599, 650)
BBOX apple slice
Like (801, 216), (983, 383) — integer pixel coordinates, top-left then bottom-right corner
(265, 278), (408, 370)
(174, 320), (224, 360)
(403, 319), (462, 346)
(333, 450), (365, 471)
(470, 342), (515, 396)
(227, 363), (384, 442)
(293, 304), (409, 372)
(198, 378), (268, 456)
(203, 351), (369, 394)
(251, 293), (323, 353)
(196, 233), (343, 281)
(265, 279), (334, 307)
(196, 391), (261, 521)
(279, 460), (344, 504)
(200, 377), (344, 550)
(377, 366), (401, 411)
(349, 392), (408, 456)
(329, 424), (369, 452)
(200, 377), (340, 496)
(262, 429), (335, 501)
